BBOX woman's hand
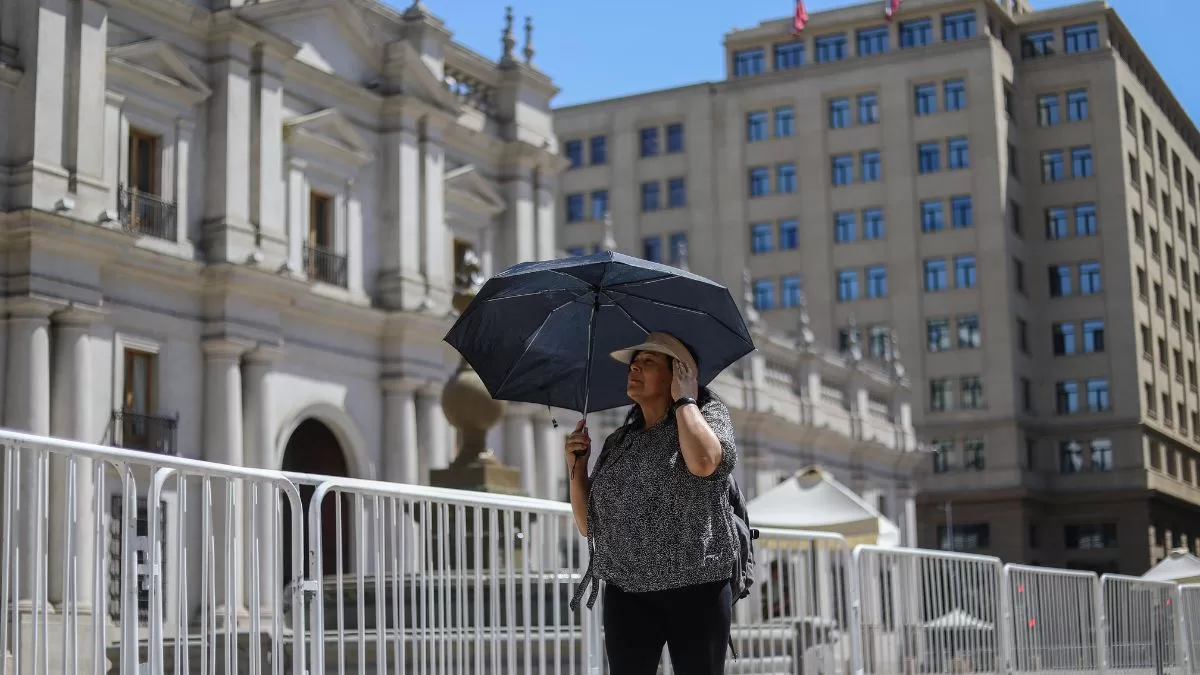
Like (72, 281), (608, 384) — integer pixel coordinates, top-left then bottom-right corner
(565, 419), (592, 478)
(671, 357), (700, 401)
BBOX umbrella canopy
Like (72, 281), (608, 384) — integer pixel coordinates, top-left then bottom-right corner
(747, 466), (902, 547)
(444, 252), (755, 415)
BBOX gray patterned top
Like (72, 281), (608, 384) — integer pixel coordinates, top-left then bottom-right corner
(570, 396), (738, 610)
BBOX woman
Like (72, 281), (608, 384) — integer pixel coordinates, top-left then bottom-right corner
(565, 331), (738, 675)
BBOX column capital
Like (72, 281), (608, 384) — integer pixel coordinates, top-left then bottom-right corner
(6, 296), (64, 321)
(504, 402), (538, 419)
(202, 336), (253, 359)
(244, 342), (284, 365)
(381, 376), (424, 395)
(53, 302), (106, 326)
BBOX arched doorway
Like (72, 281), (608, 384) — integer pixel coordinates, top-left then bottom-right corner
(280, 418), (352, 585)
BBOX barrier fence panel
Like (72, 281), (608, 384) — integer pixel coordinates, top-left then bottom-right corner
(854, 546), (1003, 675)
(0, 429), (304, 675)
(1181, 584), (1200, 675)
(1101, 574), (1186, 675)
(1003, 565), (1101, 674)
(303, 476), (591, 675)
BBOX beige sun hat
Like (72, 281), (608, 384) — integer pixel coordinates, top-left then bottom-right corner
(609, 331), (697, 371)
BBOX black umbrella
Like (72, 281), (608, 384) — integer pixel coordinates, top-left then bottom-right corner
(443, 251), (756, 416)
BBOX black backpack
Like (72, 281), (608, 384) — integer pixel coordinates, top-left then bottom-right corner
(727, 476), (759, 659)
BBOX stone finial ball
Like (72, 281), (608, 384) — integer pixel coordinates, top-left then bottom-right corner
(441, 363), (506, 432)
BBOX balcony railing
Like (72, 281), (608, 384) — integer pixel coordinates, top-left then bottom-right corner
(117, 185), (177, 241)
(110, 409), (178, 455)
(304, 243), (348, 287)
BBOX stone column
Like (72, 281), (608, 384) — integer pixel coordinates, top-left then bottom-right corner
(382, 379), (420, 485)
(69, 0), (110, 212)
(903, 491), (919, 547)
(533, 410), (562, 500)
(534, 171), (557, 261)
(174, 120), (194, 245)
(416, 384), (447, 484)
(242, 344), (281, 616)
(346, 184), (364, 294)
(500, 166), (536, 269)
(379, 116), (423, 309)
(4, 301), (54, 607)
(48, 307), (102, 611)
(285, 157), (308, 274)
(202, 337), (249, 616)
(203, 54), (254, 261)
(250, 50), (287, 262)
(420, 124), (448, 305)
(503, 405), (536, 497)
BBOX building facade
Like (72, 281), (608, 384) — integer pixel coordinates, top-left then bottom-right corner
(554, 0), (1200, 574)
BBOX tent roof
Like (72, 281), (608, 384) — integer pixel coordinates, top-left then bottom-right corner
(924, 609), (993, 631)
(1142, 548), (1200, 583)
(746, 466), (902, 547)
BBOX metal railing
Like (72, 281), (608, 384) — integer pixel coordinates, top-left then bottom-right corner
(304, 243), (348, 287)
(117, 185), (177, 241)
(2, 427), (1198, 675)
(109, 410), (178, 455)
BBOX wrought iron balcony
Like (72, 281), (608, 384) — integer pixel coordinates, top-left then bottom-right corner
(304, 244), (348, 287)
(117, 185), (177, 241)
(110, 410), (178, 456)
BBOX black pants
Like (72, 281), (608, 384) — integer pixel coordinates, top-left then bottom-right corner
(602, 580), (732, 675)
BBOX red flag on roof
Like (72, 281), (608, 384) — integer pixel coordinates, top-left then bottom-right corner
(884, 0), (901, 21)
(792, 0), (809, 35)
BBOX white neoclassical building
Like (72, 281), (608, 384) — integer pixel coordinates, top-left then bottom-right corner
(0, 0), (922, 634)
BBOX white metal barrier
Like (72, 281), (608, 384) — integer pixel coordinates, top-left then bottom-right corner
(4, 429), (1200, 675)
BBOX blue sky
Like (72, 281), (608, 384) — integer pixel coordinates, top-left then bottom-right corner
(412, 0), (1198, 116)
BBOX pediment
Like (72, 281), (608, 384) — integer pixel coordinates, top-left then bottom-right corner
(445, 165), (507, 217)
(285, 109), (375, 166)
(241, 0), (385, 81)
(388, 41), (462, 114)
(107, 39), (211, 104)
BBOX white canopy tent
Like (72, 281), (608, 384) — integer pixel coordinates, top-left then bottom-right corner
(746, 466), (902, 547)
(1142, 548), (1200, 584)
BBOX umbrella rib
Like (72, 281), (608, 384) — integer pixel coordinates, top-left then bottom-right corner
(489, 293), (589, 397)
(605, 289), (755, 348)
(477, 287), (590, 304)
(599, 290), (652, 336)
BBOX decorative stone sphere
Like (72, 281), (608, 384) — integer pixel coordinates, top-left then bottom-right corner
(441, 361), (506, 436)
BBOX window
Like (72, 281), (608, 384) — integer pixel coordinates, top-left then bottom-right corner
(914, 84), (937, 116)
(752, 279), (775, 310)
(1087, 378), (1110, 412)
(589, 135), (607, 165)
(1062, 23), (1099, 54)
(930, 379), (952, 411)
(668, 233), (688, 266)
(947, 137), (969, 169)
(918, 142), (940, 173)
(781, 275), (802, 307)
(927, 318), (951, 352)
(666, 123), (685, 153)
(1079, 261), (1101, 294)
(961, 376), (984, 409)
(924, 259), (948, 292)
(779, 220), (799, 249)
(750, 223), (773, 254)
(590, 190), (608, 221)
(121, 348), (159, 448)
(306, 191), (339, 283)
(1014, 258), (1026, 294)
(565, 194), (585, 223)
(1053, 323), (1076, 356)
(858, 93), (880, 124)
(861, 151), (882, 182)
(733, 48), (765, 76)
(641, 182), (660, 211)
(1021, 30), (1054, 59)
(834, 211), (856, 243)
(565, 140), (583, 168)
(939, 524), (990, 552)
(958, 315), (980, 348)
(829, 98), (851, 128)
(951, 196), (972, 228)
(1066, 89), (1089, 121)
(1075, 203), (1097, 235)
(1049, 265), (1072, 297)
(836, 269), (859, 302)
(1060, 441), (1083, 473)
(1045, 207), (1068, 239)
(1056, 381), (1079, 415)
(773, 41), (805, 70)
(774, 106), (794, 137)
(642, 236), (663, 262)
(954, 255), (977, 288)
(748, 168), (770, 197)
(1090, 440), (1112, 472)
(933, 440), (952, 471)
(814, 33), (848, 63)
(777, 163), (797, 193)
(863, 208), (885, 239)
(866, 265), (888, 298)
(857, 26), (889, 55)
(1082, 320), (1105, 353)
(1071, 147), (1093, 178)
(639, 127), (659, 157)
(667, 178), (686, 208)
(747, 111), (768, 142)
(944, 79), (966, 111)
(1065, 524), (1117, 550)
(832, 155), (854, 186)
(1037, 94), (1060, 126)
(963, 438), (985, 470)
(921, 200), (944, 233)
(899, 18), (934, 48)
(1042, 150), (1065, 182)
(942, 11), (976, 40)
(128, 129), (161, 196)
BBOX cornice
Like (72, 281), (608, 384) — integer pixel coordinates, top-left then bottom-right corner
(109, 0), (211, 36)
(208, 10), (301, 62)
(498, 61), (560, 101)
